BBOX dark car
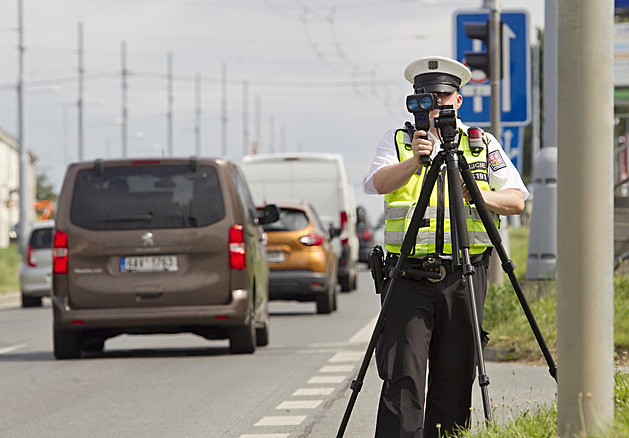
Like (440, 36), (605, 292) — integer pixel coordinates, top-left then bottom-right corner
(52, 157), (279, 359)
(356, 206), (375, 263)
(258, 202), (338, 314)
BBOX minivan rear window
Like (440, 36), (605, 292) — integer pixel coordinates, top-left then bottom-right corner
(70, 164), (225, 230)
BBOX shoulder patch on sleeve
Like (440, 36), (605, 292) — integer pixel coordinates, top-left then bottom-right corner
(488, 150), (507, 171)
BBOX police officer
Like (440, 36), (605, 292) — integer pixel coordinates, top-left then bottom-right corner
(364, 56), (529, 438)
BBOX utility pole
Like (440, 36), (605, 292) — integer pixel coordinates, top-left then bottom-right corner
(269, 114), (275, 153)
(242, 80), (249, 157)
(557, 0), (614, 435)
(221, 62), (227, 157)
(167, 52), (173, 157)
(78, 22), (85, 160)
(254, 94), (261, 154)
(121, 40), (128, 157)
(195, 72), (201, 156)
(17, 0), (31, 251)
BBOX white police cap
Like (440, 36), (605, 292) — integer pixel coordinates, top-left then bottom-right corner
(404, 56), (471, 94)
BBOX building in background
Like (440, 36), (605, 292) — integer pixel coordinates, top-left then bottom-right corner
(0, 126), (35, 249)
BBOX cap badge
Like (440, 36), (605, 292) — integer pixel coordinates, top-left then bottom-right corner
(428, 60), (439, 70)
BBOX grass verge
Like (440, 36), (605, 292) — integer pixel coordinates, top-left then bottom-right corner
(0, 243), (20, 293)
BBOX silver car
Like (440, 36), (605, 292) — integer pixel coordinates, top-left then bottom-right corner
(19, 220), (54, 307)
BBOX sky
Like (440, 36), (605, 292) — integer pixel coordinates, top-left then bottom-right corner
(0, 0), (544, 222)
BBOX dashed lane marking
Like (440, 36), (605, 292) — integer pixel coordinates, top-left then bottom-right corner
(254, 416), (307, 426)
(0, 344), (27, 355)
(328, 351), (364, 363)
(292, 387), (335, 396)
(319, 364), (354, 373)
(239, 435), (290, 438)
(275, 400), (323, 410)
(307, 375), (346, 384)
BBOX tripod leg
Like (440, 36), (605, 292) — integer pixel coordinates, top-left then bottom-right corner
(459, 158), (558, 381)
(336, 154), (445, 438)
(446, 152), (493, 423)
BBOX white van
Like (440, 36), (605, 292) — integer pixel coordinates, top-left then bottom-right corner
(242, 153), (359, 292)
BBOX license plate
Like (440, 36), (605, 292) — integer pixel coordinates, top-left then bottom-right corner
(120, 255), (178, 273)
(267, 251), (285, 263)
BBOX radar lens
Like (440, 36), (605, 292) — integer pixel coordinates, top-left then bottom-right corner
(420, 95), (434, 110)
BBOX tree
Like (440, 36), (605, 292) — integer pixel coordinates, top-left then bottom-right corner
(36, 173), (58, 202)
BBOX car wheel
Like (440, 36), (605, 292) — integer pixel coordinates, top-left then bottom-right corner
(339, 273), (351, 292)
(53, 327), (81, 360)
(332, 284), (338, 311)
(229, 314), (256, 354)
(316, 284), (334, 314)
(256, 320), (269, 347)
(21, 293), (42, 308)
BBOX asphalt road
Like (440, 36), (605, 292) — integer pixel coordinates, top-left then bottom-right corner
(0, 269), (557, 437)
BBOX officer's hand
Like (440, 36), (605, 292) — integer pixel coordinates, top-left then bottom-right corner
(460, 176), (474, 204)
(412, 130), (434, 165)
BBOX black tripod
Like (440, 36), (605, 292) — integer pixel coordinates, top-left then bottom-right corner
(336, 104), (557, 437)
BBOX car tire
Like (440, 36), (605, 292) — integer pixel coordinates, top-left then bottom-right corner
(53, 327), (81, 360)
(256, 320), (269, 347)
(229, 315), (256, 354)
(21, 293), (42, 308)
(316, 284), (334, 314)
(339, 273), (351, 292)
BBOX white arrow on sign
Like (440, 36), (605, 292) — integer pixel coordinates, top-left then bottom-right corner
(501, 23), (516, 113)
(502, 128), (518, 159)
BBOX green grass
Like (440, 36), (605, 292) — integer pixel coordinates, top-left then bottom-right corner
(454, 371), (629, 437)
(0, 243), (21, 293)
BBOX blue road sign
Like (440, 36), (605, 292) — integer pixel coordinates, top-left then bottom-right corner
(454, 9), (531, 127)
(501, 126), (523, 173)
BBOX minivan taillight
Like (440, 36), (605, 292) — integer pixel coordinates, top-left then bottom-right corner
(340, 211), (349, 246)
(26, 245), (37, 267)
(53, 231), (69, 274)
(229, 224), (246, 270)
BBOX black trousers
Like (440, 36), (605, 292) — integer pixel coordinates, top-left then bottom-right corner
(374, 259), (488, 438)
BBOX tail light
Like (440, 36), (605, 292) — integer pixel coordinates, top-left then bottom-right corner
(26, 245), (36, 267)
(340, 211), (349, 246)
(53, 231), (69, 274)
(299, 233), (324, 246)
(229, 224), (246, 270)
(359, 228), (372, 241)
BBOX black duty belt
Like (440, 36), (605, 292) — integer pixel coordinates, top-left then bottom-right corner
(384, 250), (489, 283)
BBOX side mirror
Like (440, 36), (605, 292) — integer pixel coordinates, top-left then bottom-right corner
(257, 204), (280, 225)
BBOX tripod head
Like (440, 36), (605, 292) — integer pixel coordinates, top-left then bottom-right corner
(406, 92), (458, 150)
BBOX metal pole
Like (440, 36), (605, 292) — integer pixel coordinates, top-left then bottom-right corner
(17, 0), (30, 251)
(195, 72), (201, 156)
(167, 52), (173, 157)
(557, 0), (615, 435)
(487, 0), (504, 285)
(221, 62), (227, 157)
(78, 22), (85, 160)
(121, 40), (128, 158)
(242, 80), (249, 157)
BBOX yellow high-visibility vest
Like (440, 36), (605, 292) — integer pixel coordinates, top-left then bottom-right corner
(384, 127), (499, 257)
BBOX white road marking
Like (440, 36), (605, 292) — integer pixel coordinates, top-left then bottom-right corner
(255, 416), (307, 426)
(348, 314), (378, 344)
(0, 344), (27, 355)
(307, 375), (346, 384)
(320, 364), (354, 373)
(275, 400), (322, 410)
(239, 435), (289, 438)
(328, 351), (364, 363)
(292, 387), (335, 396)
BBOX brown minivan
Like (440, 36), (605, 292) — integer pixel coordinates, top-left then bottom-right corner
(52, 158), (278, 359)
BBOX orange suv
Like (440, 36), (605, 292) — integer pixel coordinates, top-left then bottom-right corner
(258, 202), (338, 314)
